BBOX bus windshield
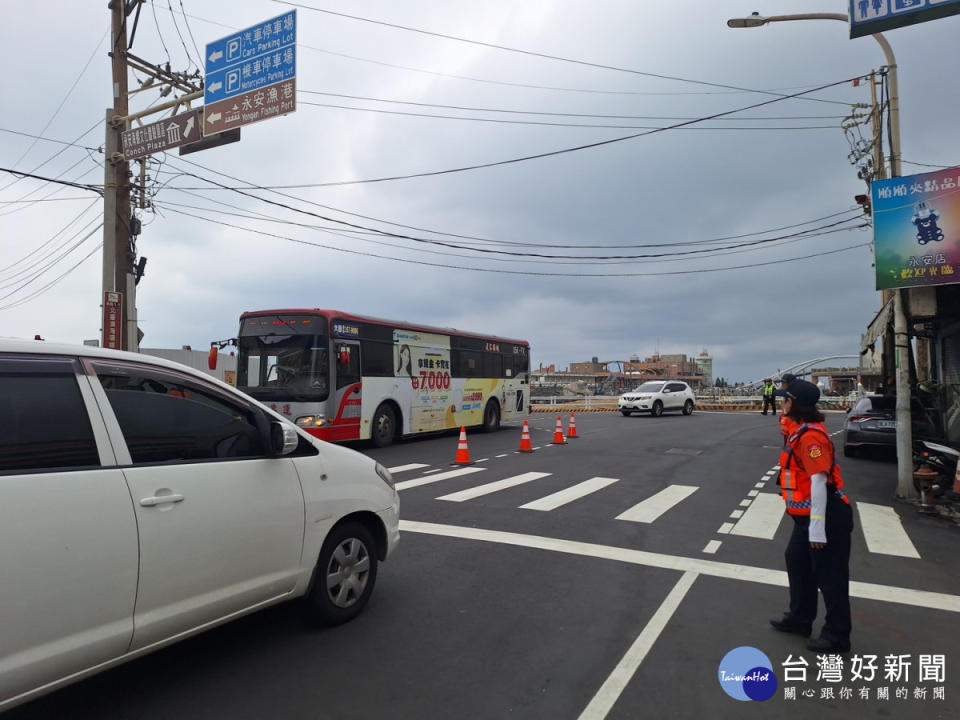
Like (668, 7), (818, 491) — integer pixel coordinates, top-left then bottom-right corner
(238, 334), (329, 402)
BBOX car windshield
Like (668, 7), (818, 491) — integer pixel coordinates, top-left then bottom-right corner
(634, 382), (665, 393)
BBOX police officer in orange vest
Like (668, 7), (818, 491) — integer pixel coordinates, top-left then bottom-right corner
(769, 379), (854, 653)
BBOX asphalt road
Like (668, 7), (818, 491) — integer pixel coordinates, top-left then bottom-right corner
(8, 409), (960, 719)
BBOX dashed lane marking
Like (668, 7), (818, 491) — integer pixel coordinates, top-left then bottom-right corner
(615, 485), (698, 524)
(857, 502), (921, 559)
(520, 477), (620, 512)
(729, 493), (786, 540)
(395, 466), (486, 491)
(437, 472), (551, 503)
(387, 463), (429, 473)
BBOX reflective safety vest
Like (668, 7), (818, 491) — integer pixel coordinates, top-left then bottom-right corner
(779, 423), (848, 516)
(763, 384), (775, 397)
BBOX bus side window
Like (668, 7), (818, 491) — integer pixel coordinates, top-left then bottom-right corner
(336, 344), (360, 389)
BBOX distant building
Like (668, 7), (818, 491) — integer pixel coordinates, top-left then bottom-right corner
(695, 349), (713, 387)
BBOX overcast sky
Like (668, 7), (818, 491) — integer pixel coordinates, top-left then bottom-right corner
(1, 0), (958, 382)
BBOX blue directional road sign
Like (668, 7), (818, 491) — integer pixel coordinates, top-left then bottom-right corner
(849, 0), (960, 38)
(204, 10), (296, 105)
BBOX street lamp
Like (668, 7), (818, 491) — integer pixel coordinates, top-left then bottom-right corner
(728, 11), (913, 497)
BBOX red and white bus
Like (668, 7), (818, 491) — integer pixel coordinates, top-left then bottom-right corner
(221, 309), (530, 447)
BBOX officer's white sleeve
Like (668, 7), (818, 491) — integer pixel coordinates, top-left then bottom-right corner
(809, 472), (829, 544)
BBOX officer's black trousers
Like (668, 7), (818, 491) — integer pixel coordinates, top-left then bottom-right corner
(784, 492), (854, 641)
(762, 396), (776, 414)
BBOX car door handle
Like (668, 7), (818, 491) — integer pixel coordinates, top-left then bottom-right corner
(140, 494), (185, 507)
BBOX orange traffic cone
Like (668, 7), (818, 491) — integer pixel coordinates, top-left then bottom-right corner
(568, 413), (579, 438)
(454, 426), (472, 465)
(520, 420), (534, 452)
(553, 416), (567, 445)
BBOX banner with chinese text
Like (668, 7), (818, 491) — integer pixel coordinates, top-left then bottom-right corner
(872, 167), (960, 290)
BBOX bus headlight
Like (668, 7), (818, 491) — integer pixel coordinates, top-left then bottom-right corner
(375, 462), (395, 489)
(295, 415), (326, 428)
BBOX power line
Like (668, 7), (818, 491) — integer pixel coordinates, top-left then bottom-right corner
(277, 1), (853, 107)
(0, 167), (103, 195)
(173, 7), (848, 100)
(0, 27), (108, 192)
(0, 200), (101, 276)
(0, 127), (101, 152)
(0, 236), (103, 312)
(155, 197), (868, 267)
(298, 90), (847, 122)
(161, 204), (872, 277)
(168, 75), (863, 191)
(164, 154), (862, 249)
(299, 99), (837, 131)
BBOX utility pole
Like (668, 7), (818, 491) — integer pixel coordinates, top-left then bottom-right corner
(102, 0), (135, 351)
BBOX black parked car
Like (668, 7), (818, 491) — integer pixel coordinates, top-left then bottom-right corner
(843, 395), (937, 457)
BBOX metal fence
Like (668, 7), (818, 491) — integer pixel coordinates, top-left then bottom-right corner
(530, 394), (854, 413)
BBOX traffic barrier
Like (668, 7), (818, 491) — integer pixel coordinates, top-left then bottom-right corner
(454, 426), (472, 465)
(553, 416), (567, 445)
(568, 413), (579, 438)
(520, 420), (534, 453)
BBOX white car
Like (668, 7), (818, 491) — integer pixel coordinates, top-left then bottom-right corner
(0, 339), (399, 712)
(618, 380), (696, 417)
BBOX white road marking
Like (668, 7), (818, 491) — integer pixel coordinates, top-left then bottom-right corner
(729, 510), (744, 519)
(755, 482), (766, 489)
(437, 472), (551, 502)
(399, 520), (960, 612)
(747, 490), (759, 498)
(496, 454), (509, 458)
(717, 522), (734, 534)
(422, 468), (444, 475)
(387, 463), (429, 473)
(702, 540), (722, 554)
(857, 502), (921, 559)
(739, 498), (753, 507)
(395, 466), (485, 491)
(578, 571), (699, 720)
(764, 471), (777, 478)
(474, 458), (489, 463)
(520, 477), (620, 511)
(729, 493), (786, 540)
(615, 485), (698, 524)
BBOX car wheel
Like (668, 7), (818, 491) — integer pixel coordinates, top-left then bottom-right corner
(482, 400), (501, 432)
(620, 410), (632, 416)
(371, 404), (396, 448)
(682, 400), (694, 416)
(305, 522), (378, 626)
(651, 401), (663, 417)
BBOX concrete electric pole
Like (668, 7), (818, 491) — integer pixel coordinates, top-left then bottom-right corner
(102, 0), (135, 352)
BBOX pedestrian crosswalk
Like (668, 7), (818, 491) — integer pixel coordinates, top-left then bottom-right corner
(388, 464), (925, 560)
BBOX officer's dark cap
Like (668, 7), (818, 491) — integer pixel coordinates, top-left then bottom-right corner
(774, 379), (820, 405)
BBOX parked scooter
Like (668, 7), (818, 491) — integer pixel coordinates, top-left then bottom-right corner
(912, 439), (960, 496)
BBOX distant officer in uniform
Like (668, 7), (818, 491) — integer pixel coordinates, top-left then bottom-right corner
(769, 379), (854, 653)
(761, 379), (776, 415)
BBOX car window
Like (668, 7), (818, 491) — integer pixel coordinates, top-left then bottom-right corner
(94, 365), (265, 464)
(635, 382), (664, 393)
(666, 383), (686, 392)
(0, 359), (100, 473)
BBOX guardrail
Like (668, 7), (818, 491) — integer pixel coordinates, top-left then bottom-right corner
(530, 395), (854, 413)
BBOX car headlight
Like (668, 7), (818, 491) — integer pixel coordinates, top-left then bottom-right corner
(295, 415), (326, 428)
(375, 462), (395, 489)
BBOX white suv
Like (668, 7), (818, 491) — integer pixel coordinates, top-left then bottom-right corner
(618, 380), (696, 417)
(0, 339), (400, 712)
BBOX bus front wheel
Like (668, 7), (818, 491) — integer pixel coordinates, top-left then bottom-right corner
(482, 400), (501, 433)
(371, 404), (396, 448)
